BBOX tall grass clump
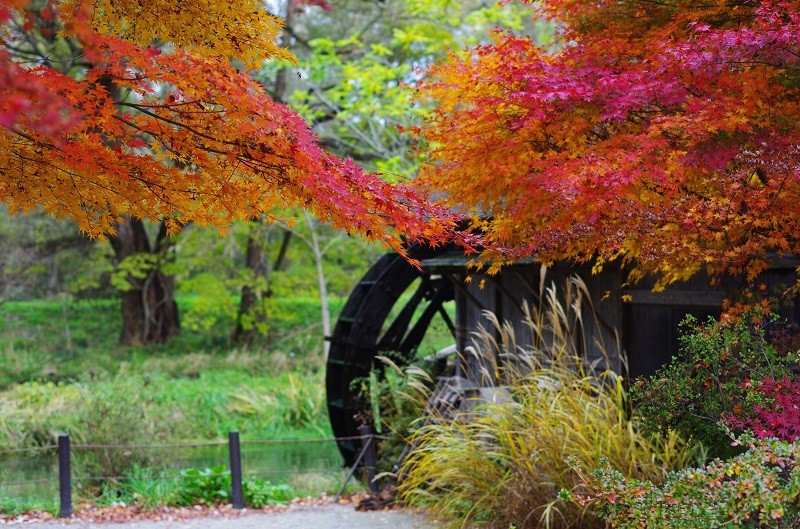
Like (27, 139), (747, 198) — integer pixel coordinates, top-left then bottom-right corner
(399, 271), (704, 529)
(0, 344), (57, 390)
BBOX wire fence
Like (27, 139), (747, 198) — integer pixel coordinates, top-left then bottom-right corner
(0, 430), (380, 517)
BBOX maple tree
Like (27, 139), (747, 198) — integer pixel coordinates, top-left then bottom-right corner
(0, 0), (454, 249)
(0, 0), (470, 343)
(415, 0), (800, 289)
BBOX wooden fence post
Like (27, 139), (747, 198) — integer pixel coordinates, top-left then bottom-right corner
(58, 434), (71, 519)
(359, 424), (379, 494)
(228, 431), (244, 509)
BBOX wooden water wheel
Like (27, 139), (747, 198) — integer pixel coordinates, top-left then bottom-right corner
(325, 243), (456, 466)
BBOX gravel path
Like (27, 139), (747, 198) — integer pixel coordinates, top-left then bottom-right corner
(6, 505), (435, 529)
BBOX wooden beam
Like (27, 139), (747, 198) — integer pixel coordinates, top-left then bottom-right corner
(623, 289), (725, 306)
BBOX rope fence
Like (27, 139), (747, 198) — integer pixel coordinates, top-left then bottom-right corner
(2, 468), (346, 487)
(0, 435), (390, 457)
(0, 429), (379, 518)
(0, 477), (59, 487)
(0, 436), (373, 455)
(0, 445), (58, 455)
(70, 440), (228, 450)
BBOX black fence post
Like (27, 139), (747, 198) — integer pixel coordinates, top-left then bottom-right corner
(359, 424), (379, 494)
(57, 434), (71, 518)
(228, 431), (244, 509)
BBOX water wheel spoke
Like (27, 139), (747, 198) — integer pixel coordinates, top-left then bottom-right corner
(375, 277), (429, 352)
(397, 280), (454, 355)
(438, 304), (457, 339)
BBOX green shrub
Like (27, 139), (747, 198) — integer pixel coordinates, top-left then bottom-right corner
(242, 479), (294, 507)
(75, 377), (170, 481)
(177, 465), (231, 506)
(573, 436), (800, 529)
(176, 465), (295, 507)
(85, 465), (296, 510)
(631, 312), (798, 458)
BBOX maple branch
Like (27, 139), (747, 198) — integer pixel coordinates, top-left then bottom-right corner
(116, 104), (233, 146)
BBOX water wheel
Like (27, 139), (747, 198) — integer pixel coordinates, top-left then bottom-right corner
(326, 243), (456, 465)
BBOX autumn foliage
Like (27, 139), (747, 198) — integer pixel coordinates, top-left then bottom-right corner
(415, 0), (800, 285)
(726, 376), (800, 442)
(0, 0), (455, 252)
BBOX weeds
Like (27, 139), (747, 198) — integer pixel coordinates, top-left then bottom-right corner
(86, 465), (300, 509)
(0, 297), (343, 386)
(176, 465), (233, 506)
(116, 467), (187, 509)
(0, 344), (56, 390)
(0, 491), (58, 516)
(75, 380), (168, 481)
(0, 297), (364, 512)
(0, 370), (330, 454)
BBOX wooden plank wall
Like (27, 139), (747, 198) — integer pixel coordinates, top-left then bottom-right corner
(454, 263), (625, 381)
(450, 260), (800, 383)
(453, 272), (498, 386)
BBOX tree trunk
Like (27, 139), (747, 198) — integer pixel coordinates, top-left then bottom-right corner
(233, 0), (295, 346)
(234, 227), (265, 345)
(233, 226), (292, 345)
(305, 211), (331, 360)
(110, 218), (179, 345)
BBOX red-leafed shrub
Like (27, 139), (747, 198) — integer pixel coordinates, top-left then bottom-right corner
(631, 312), (799, 458)
(725, 376), (800, 442)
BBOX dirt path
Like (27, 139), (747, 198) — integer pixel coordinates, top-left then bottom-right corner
(4, 505), (435, 529)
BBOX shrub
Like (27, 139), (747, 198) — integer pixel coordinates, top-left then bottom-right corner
(176, 465), (295, 507)
(242, 479), (294, 508)
(725, 376), (800, 442)
(573, 436), (800, 529)
(631, 312), (798, 458)
(399, 276), (702, 529)
(74, 377), (169, 481)
(176, 465), (231, 506)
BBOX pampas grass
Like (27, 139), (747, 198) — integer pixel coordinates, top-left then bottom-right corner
(398, 272), (704, 529)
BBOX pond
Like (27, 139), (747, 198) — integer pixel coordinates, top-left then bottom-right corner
(0, 439), (345, 504)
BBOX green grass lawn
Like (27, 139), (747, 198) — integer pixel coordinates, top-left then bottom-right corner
(0, 296), (346, 388)
(0, 296), (348, 451)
